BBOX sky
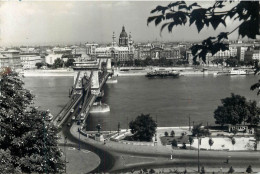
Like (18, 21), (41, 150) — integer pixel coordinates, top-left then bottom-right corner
(0, 1), (242, 46)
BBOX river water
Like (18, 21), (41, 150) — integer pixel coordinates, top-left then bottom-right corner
(24, 75), (260, 131)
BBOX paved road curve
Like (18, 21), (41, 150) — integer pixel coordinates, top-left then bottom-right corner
(64, 124), (260, 173)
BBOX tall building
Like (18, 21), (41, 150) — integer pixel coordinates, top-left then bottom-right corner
(119, 26), (128, 47)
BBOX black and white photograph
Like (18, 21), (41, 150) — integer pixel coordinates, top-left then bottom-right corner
(0, 0), (260, 173)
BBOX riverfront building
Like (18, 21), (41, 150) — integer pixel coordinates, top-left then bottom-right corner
(20, 53), (43, 69)
(0, 50), (22, 69)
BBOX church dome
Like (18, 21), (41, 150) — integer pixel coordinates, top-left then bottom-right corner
(119, 26), (128, 37)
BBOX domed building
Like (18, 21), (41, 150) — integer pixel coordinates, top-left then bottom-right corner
(119, 26), (128, 47)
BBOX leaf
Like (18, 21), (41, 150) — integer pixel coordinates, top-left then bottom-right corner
(239, 19), (259, 39)
(217, 32), (229, 42)
(210, 15), (226, 30)
(151, 5), (169, 14)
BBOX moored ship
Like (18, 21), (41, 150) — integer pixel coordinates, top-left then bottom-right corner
(89, 102), (110, 113)
(146, 69), (180, 78)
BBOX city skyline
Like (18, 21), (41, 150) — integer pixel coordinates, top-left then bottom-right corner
(0, 1), (244, 46)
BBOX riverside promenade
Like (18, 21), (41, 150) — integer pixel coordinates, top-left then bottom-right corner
(69, 123), (260, 173)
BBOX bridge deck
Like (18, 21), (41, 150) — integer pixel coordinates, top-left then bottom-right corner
(54, 72), (110, 128)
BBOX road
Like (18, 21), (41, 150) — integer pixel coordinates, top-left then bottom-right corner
(62, 122), (260, 173)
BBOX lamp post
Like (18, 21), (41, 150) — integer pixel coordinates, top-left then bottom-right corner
(198, 136), (200, 173)
(78, 127), (81, 150)
(64, 136), (67, 173)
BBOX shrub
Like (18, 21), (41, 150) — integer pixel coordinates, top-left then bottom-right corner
(171, 139), (178, 147)
(164, 131), (169, 137)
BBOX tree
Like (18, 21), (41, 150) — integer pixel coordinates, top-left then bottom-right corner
(149, 169), (156, 173)
(0, 68), (64, 173)
(35, 62), (44, 69)
(246, 165), (253, 173)
(148, 1), (259, 63)
(201, 166), (205, 174)
(53, 58), (64, 68)
(188, 136), (194, 150)
(208, 138), (214, 150)
(65, 58), (75, 67)
(129, 114), (157, 141)
(0, 149), (21, 173)
(225, 57), (239, 67)
(181, 143), (187, 149)
(192, 123), (210, 137)
(164, 131), (169, 137)
(214, 93), (260, 126)
(171, 139), (178, 147)
(170, 130), (175, 137)
(231, 137), (236, 150)
(254, 128), (260, 151)
(228, 166), (235, 173)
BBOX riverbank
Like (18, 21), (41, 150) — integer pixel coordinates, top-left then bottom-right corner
(21, 69), (74, 77)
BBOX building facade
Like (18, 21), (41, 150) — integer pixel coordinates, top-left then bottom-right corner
(20, 53), (43, 69)
(0, 50), (22, 69)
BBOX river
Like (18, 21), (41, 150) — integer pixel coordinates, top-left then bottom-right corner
(24, 75), (260, 131)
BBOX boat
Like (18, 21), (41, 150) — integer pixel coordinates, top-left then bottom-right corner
(213, 71), (230, 76)
(90, 102), (110, 113)
(229, 68), (247, 75)
(106, 76), (118, 84)
(146, 69), (180, 78)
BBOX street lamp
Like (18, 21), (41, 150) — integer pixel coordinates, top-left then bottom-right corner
(197, 136), (201, 173)
(64, 136), (67, 173)
(78, 127), (81, 150)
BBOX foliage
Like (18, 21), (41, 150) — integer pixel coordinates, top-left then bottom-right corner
(254, 128), (260, 150)
(170, 130), (175, 137)
(164, 131), (169, 137)
(181, 143), (186, 149)
(201, 166), (205, 174)
(35, 62), (44, 69)
(171, 139), (178, 147)
(149, 169), (156, 173)
(231, 137), (236, 146)
(214, 93), (260, 126)
(129, 114), (157, 141)
(0, 70), (64, 173)
(208, 138), (214, 149)
(225, 57), (239, 67)
(188, 136), (194, 149)
(53, 58), (64, 68)
(65, 58), (75, 67)
(246, 165), (253, 173)
(0, 149), (21, 173)
(211, 58), (224, 66)
(228, 166), (235, 173)
(148, 1), (259, 62)
(192, 123), (210, 137)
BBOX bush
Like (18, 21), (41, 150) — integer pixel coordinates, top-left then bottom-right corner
(246, 165), (253, 173)
(171, 139), (178, 147)
(228, 166), (235, 173)
(170, 130), (175, 137)
(181, 143), (187, 149)
(164, 131), (169, 137)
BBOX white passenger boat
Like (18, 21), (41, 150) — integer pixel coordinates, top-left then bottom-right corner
(229, 68), (247, 75)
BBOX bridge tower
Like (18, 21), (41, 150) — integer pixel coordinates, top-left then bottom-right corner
(96, 55), (113, 74)
(72, 60), (100, 95)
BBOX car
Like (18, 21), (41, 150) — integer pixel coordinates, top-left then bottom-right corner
(70, 109), (74, 113)
(71, 116), (76, 121)
(67, 122), (71, 127)
(79, 105), (82, 109)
